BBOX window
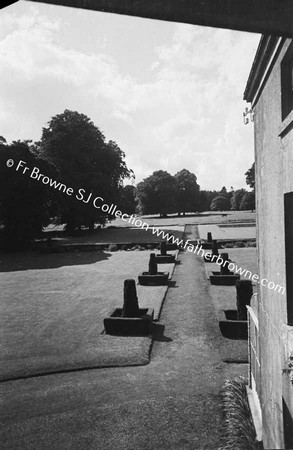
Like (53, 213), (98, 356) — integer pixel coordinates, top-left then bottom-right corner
(284, 192), (293, 325)
(281, 43), (293, 121)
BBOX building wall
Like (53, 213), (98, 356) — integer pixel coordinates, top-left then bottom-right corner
(254, 38), (293, 449)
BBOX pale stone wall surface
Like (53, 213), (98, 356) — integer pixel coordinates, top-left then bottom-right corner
(254, 38), (293, 449)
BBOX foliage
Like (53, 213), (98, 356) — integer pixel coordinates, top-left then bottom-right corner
(0, 140), (53, 247)
(210, 195), (231, 211)
(220, 186), (235, 201)
(38, 110), (132, 231)
(118, 184), (136, 215)
(199, 190), (219, 211)
(231, 189), (247, 210)
(219, 377), (258, 450)
(283, 356), (293, 384)
(0, 110), (133, 246)
(245, 162), (255, 189)
(219, 186), (229, 197)
(174, 168), (200, 215)
(240, 191), (255, 211)
(135, 170), (177, 216)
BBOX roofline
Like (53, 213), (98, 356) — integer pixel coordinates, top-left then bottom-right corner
(244, 35), (286, 105)
(25, 0), (293, 37)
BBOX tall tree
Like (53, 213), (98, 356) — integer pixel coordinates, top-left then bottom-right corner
(240, 191), (255, 211)
(199, 190), (219, 211)
(210, 195), (231, 211)
(0, 140), (53, 247)
(118, 184), (137, 215)
(231, 189), (247, 210)
(38, 110), (132, 231)
(174, 169), (200, 215)
(245, 162), (255, 189)
(135, 170), (177, 217)
(219, 186), (229, 197)
(227, 186), (235, 201)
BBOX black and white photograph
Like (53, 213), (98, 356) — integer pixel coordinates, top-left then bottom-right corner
(0, 1), (292, 449)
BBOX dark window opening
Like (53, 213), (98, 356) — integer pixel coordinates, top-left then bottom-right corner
(281, 43), (293, 121)
(283, 397), (293, 449)
(284, 192), (293, 325)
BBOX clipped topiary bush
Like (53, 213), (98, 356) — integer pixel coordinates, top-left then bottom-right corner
(149, 253), (158, 275)
(160, 241), (167, 255)
(236, 279), (253, 320)
(122, 279), (139, 317)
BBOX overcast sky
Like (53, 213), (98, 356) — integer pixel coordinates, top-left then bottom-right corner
(0, 1), (260, 190)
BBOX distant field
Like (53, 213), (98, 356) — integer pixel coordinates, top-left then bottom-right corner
(41, 225), (185, 245)
(40, 211), (255, 247)
(44, 210), (255, 235)
(111, 210), (255, 228)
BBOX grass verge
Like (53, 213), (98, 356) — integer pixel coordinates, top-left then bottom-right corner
(219, 376), (262, 450)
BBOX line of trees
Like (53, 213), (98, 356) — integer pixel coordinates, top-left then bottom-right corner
(209, 164), (255, 212)
(121, 163), (255, 216)
(0, 110), (133, 247)
(0, 108), (255, 248)
(135, 169), (200, 217)
(210, 188), (255, 212)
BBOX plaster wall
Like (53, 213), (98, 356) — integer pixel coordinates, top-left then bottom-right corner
(254, 38), (293, 449)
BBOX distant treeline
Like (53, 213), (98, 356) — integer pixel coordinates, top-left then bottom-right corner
(122, 164), (255, 217)
(0, 109), (255, 247)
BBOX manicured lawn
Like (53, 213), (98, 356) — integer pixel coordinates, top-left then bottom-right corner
(203, 247), (257, 363)
(42, 225), (185, 245)
(40, 211), (255, 248)
(112, 210), (256, 228)
(1, 233), (250, 450)
(198, 224), (256, 240)
(0, 250), (176, 380)
(204, 247), (258, 317)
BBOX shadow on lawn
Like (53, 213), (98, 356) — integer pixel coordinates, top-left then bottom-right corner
(0, 250), (111, 272)
(40, 226), (184, 244)
(151, 324), (173, 342)
(141, 212), (233, 220)
(168, 280), (178, 288)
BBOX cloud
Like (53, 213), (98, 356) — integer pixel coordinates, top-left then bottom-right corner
(0, 12), (117, 86)
(128, 24), (259, 189)
(0, 6), (136, 138)
(0, 5), (260, 190)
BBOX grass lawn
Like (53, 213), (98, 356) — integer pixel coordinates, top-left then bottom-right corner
(203, 247), (257, 363)
(198, 224), (256, 240)
(205, 247), (258, 317)
(111, 210), (256, 228)
(0, 250), (177, 380)
(0, 231), (251, 450)
(38, 211), (255, 252)
(42, 225), (185, 245)
(42, 211), (255, 242)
